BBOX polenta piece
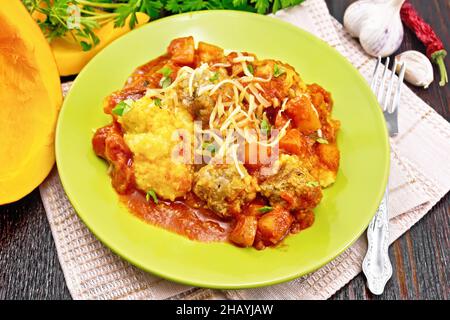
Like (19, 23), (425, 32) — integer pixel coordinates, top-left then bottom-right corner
(120, 96), (194, 201)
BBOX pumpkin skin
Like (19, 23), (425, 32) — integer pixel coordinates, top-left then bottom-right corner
(0, 0), (62, 204)
(51, 12), (149, 76)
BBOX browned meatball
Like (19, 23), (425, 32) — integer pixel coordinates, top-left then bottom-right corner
(191, 94), (215, 124)
(260, 155), (322, 211)
(193, 163), (258, 218)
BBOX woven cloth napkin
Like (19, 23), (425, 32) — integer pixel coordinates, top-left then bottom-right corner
(39, 0), (450, 300)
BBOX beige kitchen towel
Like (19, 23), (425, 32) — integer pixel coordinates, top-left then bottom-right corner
(39, 0), (450, 300)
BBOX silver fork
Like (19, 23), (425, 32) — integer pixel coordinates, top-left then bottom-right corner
(362, 57), (406, 295)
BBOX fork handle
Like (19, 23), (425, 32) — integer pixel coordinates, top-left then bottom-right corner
(362, 188), (393, 295)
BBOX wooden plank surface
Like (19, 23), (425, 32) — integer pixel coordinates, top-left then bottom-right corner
(0, 0), (449, 300)
(327, 0), (450, 300)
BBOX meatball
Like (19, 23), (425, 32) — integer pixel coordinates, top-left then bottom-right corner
(260, 154), (322, 211)
(188, 73), (231, 124)
(193, 163), (258, 218)
(191, 94), (215, 124)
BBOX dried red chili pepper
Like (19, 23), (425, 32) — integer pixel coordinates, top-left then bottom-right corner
(400, 1), (448, 86)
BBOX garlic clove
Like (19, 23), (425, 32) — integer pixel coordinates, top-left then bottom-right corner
(343, 0), (375, 38)
(344, 0), (406, 58)
(395, 51), (434, 88)
(359, 16), (404, 57)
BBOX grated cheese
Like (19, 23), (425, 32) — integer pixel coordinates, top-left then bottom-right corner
(211, 63), (231, 68)
(248, 84), (271, 107)
(232, 55), (255, 63)
(231, 144), (245, 178)
(209, 79), (244, 96)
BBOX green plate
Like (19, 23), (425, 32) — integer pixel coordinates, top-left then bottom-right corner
(56, 11), (389, 289)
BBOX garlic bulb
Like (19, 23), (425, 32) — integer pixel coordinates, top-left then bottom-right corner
(344, 0), (405, 57)
(395, 51), (434, 88)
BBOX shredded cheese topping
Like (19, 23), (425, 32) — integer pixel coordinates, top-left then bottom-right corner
(144, 53), (311, 175)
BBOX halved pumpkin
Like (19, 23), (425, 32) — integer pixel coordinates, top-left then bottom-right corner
(51, 12), (149, 76)
(0, 1), (62, 204)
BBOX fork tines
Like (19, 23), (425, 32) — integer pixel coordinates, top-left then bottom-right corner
(370, 57), (406, 114)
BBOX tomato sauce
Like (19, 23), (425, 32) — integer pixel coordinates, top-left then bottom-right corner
(122, 191), (231, 242)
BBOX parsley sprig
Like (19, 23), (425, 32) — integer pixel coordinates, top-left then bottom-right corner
(146, 189), (159, 204)
(258, 206), (273, 213)
(22, 0), (305, 51)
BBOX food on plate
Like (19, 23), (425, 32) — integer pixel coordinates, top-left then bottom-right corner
(0, 0), (62, 204)
(92, 37), (340, 249)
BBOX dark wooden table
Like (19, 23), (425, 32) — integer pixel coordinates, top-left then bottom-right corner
(0, 0), (448, 300)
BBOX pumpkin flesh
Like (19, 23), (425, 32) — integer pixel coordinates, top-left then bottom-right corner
(0, 1), (62, 204)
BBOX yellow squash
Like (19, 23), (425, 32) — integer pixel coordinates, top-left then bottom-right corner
(0, 0), (62, 204)
(51, 12), (149, 76)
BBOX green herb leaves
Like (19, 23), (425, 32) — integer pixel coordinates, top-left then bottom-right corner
(158, 66), (173, 77)
(146, 189), (159, 204)
(273, 64), (286, 77)
(306, 181), (319, 187)
(22, 1), (305, 51)
(260, 118), (271, 136)
(160, 77), (172, 88)
(247, 64), (254, 75)
(258, 206), (273, 213)
(202, 141), (217, 154)
(112, 100), (131, 116)
(209, 72), (219, 82)
(158, 66), (172, 88)
(316, 138), (329, 144)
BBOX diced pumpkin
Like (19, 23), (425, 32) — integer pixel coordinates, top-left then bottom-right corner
(311, 91), (324, 109)
(243, 141), (273, 169)
(167, 36), (195, 65)
(316, 143), (340, 172)
(256, 207), (293, 245)
(229, 215), (258, 247)
(50, 12), (149, 76)
(291, 210), (315, 232)
(310, 143), (340, 188)
(279, 129), (308, 156)
(197, 41), (224, 63)
(285, 95), (321, 134)
(308, 83), (333, 107)
(0, 1), (62, 204)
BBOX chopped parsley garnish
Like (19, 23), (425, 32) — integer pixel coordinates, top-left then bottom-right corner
(306, 181), (319, 187)
(247, 64), (254, 75)
(316, 138), (329, 144)
(202, 142), (216, 154)
(154, 98), (162, 107)
(158, 66), (172, 77)
(274, 64), (286, 77)
(260, 119), (271, 136)
(209, 72), (219, 82)
(112, 101), (131, 116)
(146, 189), (158, 204)
(258, 206), (273, 213)
(160, 77), (172, 89)
(158, 67), (173, 88)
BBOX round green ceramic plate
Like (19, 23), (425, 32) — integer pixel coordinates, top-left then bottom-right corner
(56, 11), (389, 289)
